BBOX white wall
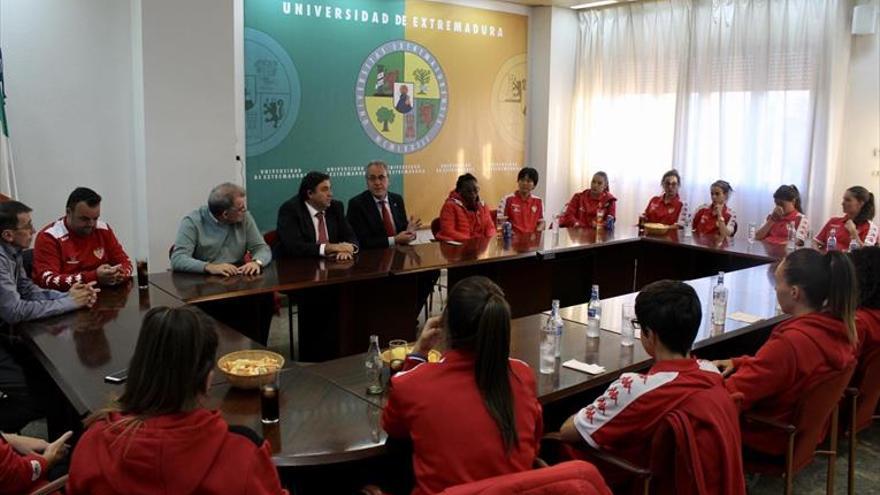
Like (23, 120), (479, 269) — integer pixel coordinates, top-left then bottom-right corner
(528, 6), (578, 220)
(837, 0), (880, 201)
(0, 0), (137, 253)
(140, 0), (238, 270)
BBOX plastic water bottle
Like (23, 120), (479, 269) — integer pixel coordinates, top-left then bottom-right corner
(747, 223), (756, 243)
(786, 221), (796, 251)
(712, 272), (728, 326)
(849, 240), (860, 252)
(551, 299), (564, 358)
(540, 313), (558, 374)
(587, 285), (601, 338)
(365, 335), (384, 394)
(684, 213), (693, 238)
(827, 228), (838, 252)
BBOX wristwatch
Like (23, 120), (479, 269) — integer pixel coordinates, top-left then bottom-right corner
(254, 259), (264, 268)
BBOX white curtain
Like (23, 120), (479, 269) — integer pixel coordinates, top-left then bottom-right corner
(571, 0), (852, 232)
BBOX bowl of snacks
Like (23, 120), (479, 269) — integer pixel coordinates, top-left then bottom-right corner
(381, 344), (442, 371)
(217, 350), (284, 389)
(642, 222), (674, 235)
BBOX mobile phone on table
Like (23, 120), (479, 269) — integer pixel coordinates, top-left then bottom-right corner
(104, 369), (128, 384)
(444, 240), (463, 246)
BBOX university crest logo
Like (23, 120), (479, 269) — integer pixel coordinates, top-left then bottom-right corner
(355, 41), (448, 153)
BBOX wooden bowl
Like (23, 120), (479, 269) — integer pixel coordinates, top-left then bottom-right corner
(643, 222), (674, 235)
(217, 350), (284, 390)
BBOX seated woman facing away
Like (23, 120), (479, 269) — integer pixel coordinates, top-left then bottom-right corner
(382, 276), (543, 495)
(67, 306), (289, 495)
(714, 249), (858, 456)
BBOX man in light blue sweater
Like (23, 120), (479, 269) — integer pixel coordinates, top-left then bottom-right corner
(169, 183), (274, 344)
(171, 183), (272, 275)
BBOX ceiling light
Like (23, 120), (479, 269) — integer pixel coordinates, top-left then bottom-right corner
(571, 0), (619, 9)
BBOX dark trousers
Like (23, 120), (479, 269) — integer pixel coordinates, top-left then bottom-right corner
(0, 338), (82, 438)
(198, 293), (275, 345)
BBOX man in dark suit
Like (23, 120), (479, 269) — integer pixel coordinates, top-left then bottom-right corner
(347, 160), (421, 249)
(276, 171), (358, 260)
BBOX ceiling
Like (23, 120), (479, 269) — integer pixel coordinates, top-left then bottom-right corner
(501, 0), (583, 6)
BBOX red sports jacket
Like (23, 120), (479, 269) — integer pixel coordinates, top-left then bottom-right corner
(67, 409), (288, 495)
(32, 218), (131, 290)
(0, 436), (48, 495)
(726, 312), (856, 455)
(436, 191), (496, 242)
(383, 350), (543, 495)
(559, 191), (616, 229)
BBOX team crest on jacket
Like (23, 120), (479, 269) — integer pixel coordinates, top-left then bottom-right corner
(531, 205), (537, 213)
(93, 248), (104, 259)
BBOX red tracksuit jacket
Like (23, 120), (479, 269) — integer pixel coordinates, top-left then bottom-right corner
(0, 436), (49, 495)
(761, 210), (809, 245)
(725, 312), (856, 455)
(573, 359), (744, 495)
(32, 218), (132, 290)
(67, 409), (288, 495)
(498, 192), (543, 234)
(642, 194), (688, 226)
(436, 191), (496, 242)
(559, 190), (616, 229)
(814, 216), (879, 248)
(382, 350), (543, 495)
(692, 204), (737, 236)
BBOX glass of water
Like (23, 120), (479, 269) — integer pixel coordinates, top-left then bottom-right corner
(747, 223), (756, 243)
(621, 304), (636, 347)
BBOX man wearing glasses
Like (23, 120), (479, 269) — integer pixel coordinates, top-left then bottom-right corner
(170, 183), (273, 344)
(171, 182), (271, 276)
(1, 200), (97, 433)
(347, 160), (421, 249)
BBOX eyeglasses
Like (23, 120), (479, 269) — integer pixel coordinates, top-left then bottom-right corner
(227, 205), (247, 214)
(630, 319), (641, 330)
(367, 175), (388, 182)
(662, 181), (679, 187)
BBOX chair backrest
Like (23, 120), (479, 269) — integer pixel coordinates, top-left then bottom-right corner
(263, 229), (279, 248)
(440, 460), (611, 495)
(790, 362), (856, 468)
(852, 346), (880, 432)
(431, 218), (441, 237)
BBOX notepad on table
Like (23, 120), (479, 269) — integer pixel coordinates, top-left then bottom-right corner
(562, 359), (606, 375)
(728, 311), (763, 324)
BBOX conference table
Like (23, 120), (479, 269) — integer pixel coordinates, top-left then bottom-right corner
(15, 227), (792, 493)
(148, 227), (786, 359)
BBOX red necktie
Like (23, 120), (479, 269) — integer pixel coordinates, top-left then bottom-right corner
(316, 212), (329, 244)
(380, 200), (396, 237)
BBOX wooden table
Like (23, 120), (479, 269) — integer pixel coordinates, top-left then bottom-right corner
(20, 229), (798, 493)
(149, 227), (785, 361)
(17, 282), (262, 415)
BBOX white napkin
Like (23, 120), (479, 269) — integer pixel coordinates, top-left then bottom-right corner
(728, 311), (762, 324)
(562, 359), (606, 375)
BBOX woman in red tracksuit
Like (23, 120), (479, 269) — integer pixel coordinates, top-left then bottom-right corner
(849, 246), (880, 430)
(382, 276), (544, 495)
(714, 249), (859, 455)
(754, 185), (809, 245)
(814, 186), (878, 250)
(436, 174), (496, 242)
(559, 172), (616, 230)
(0, 431), (71, 495)
(692, 180), (737, 237)
(67, 306), (288, 495)
(640, 169), (688, 227)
